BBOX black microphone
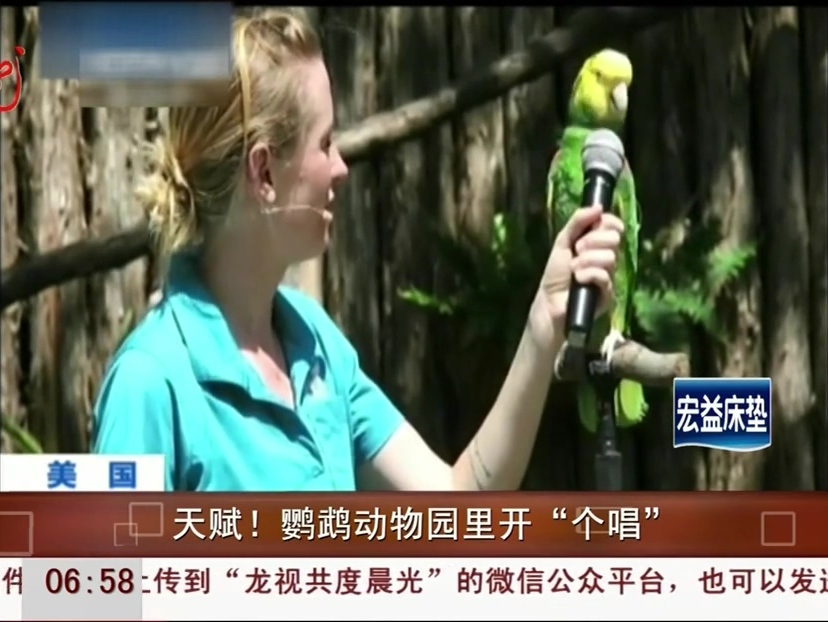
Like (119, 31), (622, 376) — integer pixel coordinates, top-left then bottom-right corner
(564, 129), (626, 350)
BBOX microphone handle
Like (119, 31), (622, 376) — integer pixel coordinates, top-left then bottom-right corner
(564, 169), (617, 348)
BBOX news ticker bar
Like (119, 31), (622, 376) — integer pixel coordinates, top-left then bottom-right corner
(0, 493), (824, 559)
(0, 558), (825, 621)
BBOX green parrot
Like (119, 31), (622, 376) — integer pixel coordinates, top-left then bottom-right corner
(546, 49), (647, 433)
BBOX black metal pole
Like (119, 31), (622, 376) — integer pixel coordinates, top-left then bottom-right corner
(588, 358), (623, 492)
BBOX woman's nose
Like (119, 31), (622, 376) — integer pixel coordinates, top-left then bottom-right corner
(331, 145), (349, 183)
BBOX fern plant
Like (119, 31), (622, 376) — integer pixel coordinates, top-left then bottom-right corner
(399, 210), (756, 358)
(633, 216), (756, 352)
(399, 210), (548, 357)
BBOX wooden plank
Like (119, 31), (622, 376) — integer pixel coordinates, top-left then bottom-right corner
(376, 8), (454, 459)
(552, 7), (587, 134)
(502, 7), (558, 220)
(751, 7), (814, 490)
(321, 8), (382, 378)
(448, 8), (506, 236)
(1, 7), (23, 452)
(501, 7), (564, 490)
(441, 7), (508, 458)
(626, 15), (698, 490)
(19, 8), (88, 452)
(84, 108), (148, 410)
(801, 7), (827, 490)
(691, 8), (764, 490)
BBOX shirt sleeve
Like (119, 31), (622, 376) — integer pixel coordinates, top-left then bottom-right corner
(349, 362), (406, 465)
(91, 349), (177, 491)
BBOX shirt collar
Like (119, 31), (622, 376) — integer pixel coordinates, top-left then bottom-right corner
(165, 253), (325, 406)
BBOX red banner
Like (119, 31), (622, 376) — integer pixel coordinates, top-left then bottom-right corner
(0, 492), (823, 558)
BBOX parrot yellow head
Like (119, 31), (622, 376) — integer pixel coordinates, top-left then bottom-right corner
(568, 49), (633, 131)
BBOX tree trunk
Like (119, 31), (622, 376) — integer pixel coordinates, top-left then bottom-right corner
(501, 6), (564, 489)
(376, 8), (454, 459)
(448, 7), (506, 239)
(502, 7), (558, 222)
(322, 8), (382, 380)
(19, 9), (88, 452)
(1, 7), (23, 452)
(444, 7), (508, 458)
(84, 108), (148, 432)
(626, 14), (698, 490)
(800, 7), (828, 491)
(750, 7), (815, 490)
(693, 8), (765, 490)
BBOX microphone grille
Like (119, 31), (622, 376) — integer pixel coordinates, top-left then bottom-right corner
(581, 129), (626, 179)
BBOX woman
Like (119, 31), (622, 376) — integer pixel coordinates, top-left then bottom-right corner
(93, 9), (624, 492)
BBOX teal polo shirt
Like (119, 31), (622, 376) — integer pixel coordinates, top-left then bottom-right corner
(92, 254), (404, 491)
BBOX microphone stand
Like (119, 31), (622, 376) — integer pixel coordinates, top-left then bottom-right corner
(557, 345), (623, 492)
(585, 354), (622, 492)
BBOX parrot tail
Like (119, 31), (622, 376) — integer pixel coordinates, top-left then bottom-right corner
(577, 379), (648, 433)
(615, 379), (648, 427)
(577, 383), (600, 434)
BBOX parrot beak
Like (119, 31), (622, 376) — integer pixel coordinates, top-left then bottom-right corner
(611, 83), (629, 114)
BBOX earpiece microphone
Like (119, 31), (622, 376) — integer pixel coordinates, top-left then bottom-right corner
(564, 129), (626, 350)
(260, 204), (332, 222)
(260, 188), (335, 219)
(261, 204), (316, 214)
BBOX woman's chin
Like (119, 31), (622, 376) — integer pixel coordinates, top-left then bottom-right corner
(300, 218), (333, 260)
(272, 204), (333, 263)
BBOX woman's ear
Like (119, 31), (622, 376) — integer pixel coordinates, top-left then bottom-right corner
(247, 140), (276, 204)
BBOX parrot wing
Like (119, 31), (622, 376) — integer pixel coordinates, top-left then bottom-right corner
(612, 162), (648, 427)
(616, 162), (640, 330)
(547, 127), (588, 241)
(545, 149), (561, 239)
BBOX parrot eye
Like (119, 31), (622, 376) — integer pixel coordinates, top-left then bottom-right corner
(594, 70), (605, 81)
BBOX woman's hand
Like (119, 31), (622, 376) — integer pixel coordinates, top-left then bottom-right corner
(528, 205), (625, 352)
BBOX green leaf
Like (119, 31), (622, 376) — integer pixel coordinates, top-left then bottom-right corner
(1, 417), (44, 454)
(398, 287), (457, 315)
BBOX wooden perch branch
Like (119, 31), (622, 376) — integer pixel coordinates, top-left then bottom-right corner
(0, 225), (151, 311)
(0, 7), (689, 311)
(555, 340), (690, 387)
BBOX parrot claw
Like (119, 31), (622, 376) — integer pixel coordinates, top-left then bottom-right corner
(600, 329), (626, 364)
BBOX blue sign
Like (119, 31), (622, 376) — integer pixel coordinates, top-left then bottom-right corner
(47, 460), (77, 490)
(108, 461), (137, 490)
(673, 378), (772, 452)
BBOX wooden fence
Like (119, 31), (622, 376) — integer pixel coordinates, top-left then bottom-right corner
(1, 7), (826, 491)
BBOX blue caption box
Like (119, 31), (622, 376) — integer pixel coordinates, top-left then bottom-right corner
(40, 2), (232, 81)
(673, 377), (772, 452)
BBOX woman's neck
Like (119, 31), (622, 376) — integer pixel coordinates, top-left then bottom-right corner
(199, 236), (288, 346)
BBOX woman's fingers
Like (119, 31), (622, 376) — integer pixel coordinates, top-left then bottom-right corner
(571, 249), (617, 275)
(571, 264), (613, 289)
(570, 212), (622, 312)
(575, 229), (621, 254)
(571, 253), (616, 313)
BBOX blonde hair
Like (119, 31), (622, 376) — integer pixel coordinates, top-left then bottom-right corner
(137, 9), (322, 267)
